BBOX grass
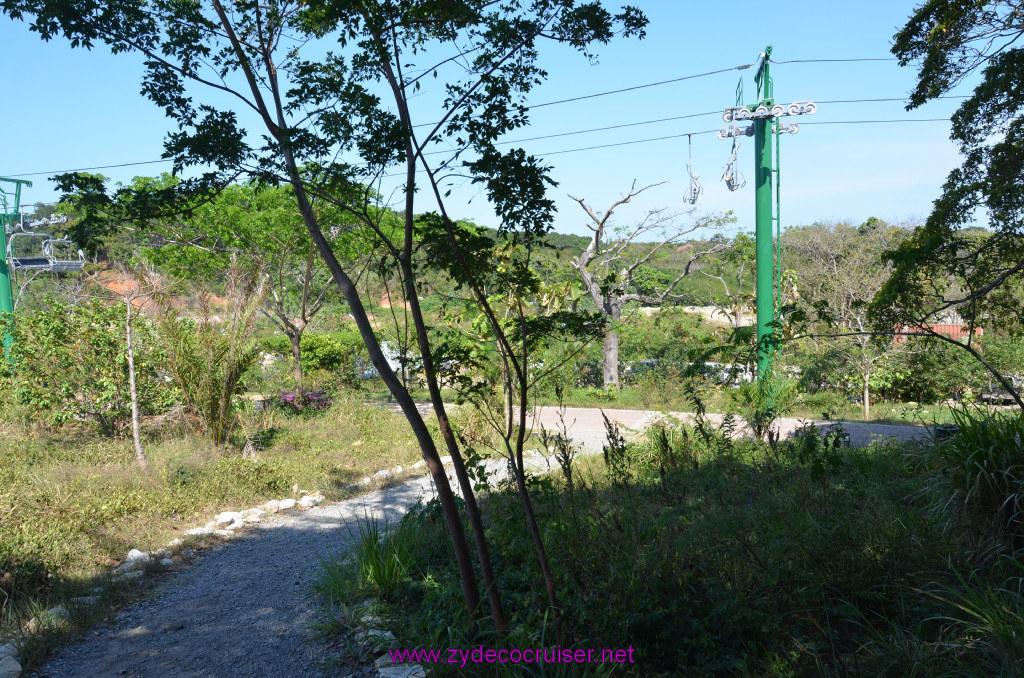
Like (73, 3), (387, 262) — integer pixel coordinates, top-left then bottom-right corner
(0, 393), (426, 669)
(313, 412), (1024, 676)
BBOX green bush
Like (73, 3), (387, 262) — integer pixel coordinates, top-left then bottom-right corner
(922, 408), (1024, 538)
(0, 299), (173, 436)
(159, 279), (262, 445)
(258, 329), (370, 385)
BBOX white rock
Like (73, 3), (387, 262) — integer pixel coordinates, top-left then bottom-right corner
(70, 596), (100, 607)
(214, 511), (244, 526)
(412, 460), (426, 469)
(153, 549), (171, 559)
(359, 477), (371, 486)
(299, 496), (316, 508)
(160, 558), (174, 567)
(393, 465), (403, 474)
(168, 538), (183, 548)
(263, 500), (281, 513)
(278, 498), (297, 510)
(126, 549), (150, 564)
(0, 644), (16, 659)
(205, 521), (218, 531)
(373, 469), (392, 480)
(185, 527), (214, 537)
(243, 514), (262, 524)
(224, 520), (246, 531)
(215, 530), (234, 537)
(439, 456), (452, 465)
(241, 508), (267, 518)
(0, 655), (21, 678)
(374, 653), (394, 669)
(46, 605), (69, 618)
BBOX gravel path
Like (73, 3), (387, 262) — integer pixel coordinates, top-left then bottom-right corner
(36, 407), (931, 677)
(37, 475), (445, 678)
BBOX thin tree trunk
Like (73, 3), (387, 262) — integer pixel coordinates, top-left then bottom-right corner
(400, 263), (508, 633)
(863, 372), (871, 421)
(125, 300), (147, 468)
(288, 330), (303, 394)
(511, 363), (564, 643)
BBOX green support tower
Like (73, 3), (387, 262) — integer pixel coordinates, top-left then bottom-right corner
(719, 46), (815, 379)
(0, 177), (33, 316)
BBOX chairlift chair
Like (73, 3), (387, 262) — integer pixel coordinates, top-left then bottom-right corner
(7, 230), (85, 273)
(682, 134), (703, 206)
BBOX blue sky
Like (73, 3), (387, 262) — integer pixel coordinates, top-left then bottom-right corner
(0, 1), (973, 240)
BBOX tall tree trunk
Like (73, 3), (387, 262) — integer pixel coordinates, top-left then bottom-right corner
(125, 300), (147, 468)
(863, 371), (871, 421)
(603, 308), (621, 389)
(287, 329), (303, 394)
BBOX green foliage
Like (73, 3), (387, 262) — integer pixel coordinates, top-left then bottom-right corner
(353, 516), (417, 600)
(876, 4), (1024, 349)
(887, 335), (987, 403)
(257, 329), (370, 384)
(0, 299), (172, 436)
(738, 366), (797, 442)
(322, 422), (1013, 675)
(920, 408), (1024, 538)
(618, 306), (718, 364)
(158, 272), (263, 445)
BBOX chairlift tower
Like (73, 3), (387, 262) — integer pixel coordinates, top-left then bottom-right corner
(0, 177), (33, 316)
(719, 45), (815, 379)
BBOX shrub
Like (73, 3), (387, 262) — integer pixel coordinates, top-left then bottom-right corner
(158, 269), (263, 445)
(0, 298), (172, 436)
(922, 408), (1024, 538)
(259, 329), (370, 382)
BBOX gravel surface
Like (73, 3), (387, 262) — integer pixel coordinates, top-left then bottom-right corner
(37, 474), (444, 678)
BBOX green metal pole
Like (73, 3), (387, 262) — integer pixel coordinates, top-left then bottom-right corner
(0, 220), (11, 316)
(754, 116), (773, 376)
(0, 177), (32, 348)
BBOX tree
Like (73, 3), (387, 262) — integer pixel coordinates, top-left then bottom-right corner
(873, 0), (1024, 409)
(698, 232), (756, 329)
(2, 0), (648, 637)
(104, 261), (172, 467)
(786, 220), (911, 420)
(569, 182), (726, 388)
(144, 180), (364, 392)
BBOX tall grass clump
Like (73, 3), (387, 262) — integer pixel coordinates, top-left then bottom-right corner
(158, 264), (264, 445)
(922, 407), (1024, 539)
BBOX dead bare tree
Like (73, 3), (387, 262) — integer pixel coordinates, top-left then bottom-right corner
(569, 182), (728, 388)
